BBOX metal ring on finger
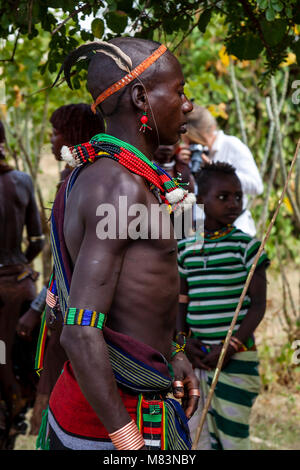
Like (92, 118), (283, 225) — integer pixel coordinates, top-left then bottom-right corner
(173, 380), (184, 388)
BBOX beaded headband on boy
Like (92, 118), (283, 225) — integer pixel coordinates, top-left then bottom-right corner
(90, 44), (167, 113)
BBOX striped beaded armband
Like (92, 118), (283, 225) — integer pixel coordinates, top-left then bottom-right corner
(64, 308), (106, 330)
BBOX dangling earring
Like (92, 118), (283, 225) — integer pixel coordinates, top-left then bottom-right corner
(139, 108), (152, 133)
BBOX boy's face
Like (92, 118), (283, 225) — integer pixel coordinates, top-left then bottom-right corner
(198, 173), (243, 230)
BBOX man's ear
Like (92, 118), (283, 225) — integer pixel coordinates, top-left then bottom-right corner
(130, 83), (146, 111)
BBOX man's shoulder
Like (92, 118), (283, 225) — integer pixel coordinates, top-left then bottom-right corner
(7, 169), (33, 187)
(72, 159), (148, 212)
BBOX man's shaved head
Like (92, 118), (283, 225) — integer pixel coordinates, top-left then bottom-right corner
(87, 37), (175, 116)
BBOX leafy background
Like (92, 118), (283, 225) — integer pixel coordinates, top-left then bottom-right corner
(0, 0), (299, 449)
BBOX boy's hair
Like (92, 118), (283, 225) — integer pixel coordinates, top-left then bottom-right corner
(0, 120), (5, 143)
(196, 161), (238, 195)
(50, 103), (105, 145)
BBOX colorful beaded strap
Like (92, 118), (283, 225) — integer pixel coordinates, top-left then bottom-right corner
(64, 307), (106, 330)
(91, 45), (167, 113)
(61, 133), (196, 213)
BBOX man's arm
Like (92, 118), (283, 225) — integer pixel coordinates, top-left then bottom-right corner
(24, 175), (44, 262)
(229, 264), (267, 345)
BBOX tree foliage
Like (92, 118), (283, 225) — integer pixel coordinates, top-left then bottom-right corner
(0, 1), (300, 78)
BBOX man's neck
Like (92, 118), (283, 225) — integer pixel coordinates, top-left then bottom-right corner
(106, 115), (159, 161)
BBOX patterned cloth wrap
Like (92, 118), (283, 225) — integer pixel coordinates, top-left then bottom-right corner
(189, 352), (261, 450)
(37, 145), (191, 450)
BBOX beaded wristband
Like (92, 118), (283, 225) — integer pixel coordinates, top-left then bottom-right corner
(175, 330), (191, 342)
(64, 307), (106, 330)
(108, 419), (145, 450)
(171, 338), (186, 358)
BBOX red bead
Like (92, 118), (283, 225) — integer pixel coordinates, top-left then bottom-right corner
(140, 114), (148, 124)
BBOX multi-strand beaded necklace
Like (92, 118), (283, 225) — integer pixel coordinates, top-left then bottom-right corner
(198, 225), (235, 269)
(61, 134), (195, 213)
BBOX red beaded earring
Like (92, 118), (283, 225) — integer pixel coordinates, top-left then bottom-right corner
(139, 109), (152, 133)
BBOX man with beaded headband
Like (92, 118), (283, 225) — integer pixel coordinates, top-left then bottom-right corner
(40, 37), (199, 450)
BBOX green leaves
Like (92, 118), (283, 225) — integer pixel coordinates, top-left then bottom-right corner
(227, 33), (264, 61)
(197, 9), (212, 33)
(106, 11), (128, 34)
(0, 0), (299, 78)
(260, 19), (287, 47)
(91, 18), (104, 39)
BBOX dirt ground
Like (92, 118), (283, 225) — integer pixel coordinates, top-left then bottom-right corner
(12, 149), (300, 450)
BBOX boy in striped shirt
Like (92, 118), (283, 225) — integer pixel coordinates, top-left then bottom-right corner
(177, 162), (269, 450)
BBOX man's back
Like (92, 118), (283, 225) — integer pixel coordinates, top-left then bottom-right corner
(0, 169), (44, 266)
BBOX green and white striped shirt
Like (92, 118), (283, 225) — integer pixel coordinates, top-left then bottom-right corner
(177, 228), (269, 345)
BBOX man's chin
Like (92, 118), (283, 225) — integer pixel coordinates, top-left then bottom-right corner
(159, 136), (180, 147)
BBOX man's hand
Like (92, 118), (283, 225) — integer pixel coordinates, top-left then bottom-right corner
(16, 307), (41, 339)
(45, 304), (61, 331)
(170, 352), (199, 419)
(176, 144), (191, 165)
(185, 338), (212, 371)
(200, 343), (236, 370)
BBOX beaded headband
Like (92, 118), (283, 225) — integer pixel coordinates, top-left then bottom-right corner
(91, 44), (167, 113)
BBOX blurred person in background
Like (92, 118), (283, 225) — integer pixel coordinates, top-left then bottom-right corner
(0, 120), (44, 449)
(177, 105), (263, 237)
(17, 104), (105, 435)
(154, 143), (195, 193)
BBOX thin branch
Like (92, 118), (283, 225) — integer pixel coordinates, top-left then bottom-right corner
(278, 68), (289, 113)
(171, 20), (201, 53)
(28, 0), (33, 35)
(51, 2), (93, 35)
(270, 76), (300, 228)
(35, 92), (50, 181)
(257, 145), (279, 237)
(129, 0), (152, 33)
(0, 31), (19, 62)
(281, 266), (298, 319)
(23, 72), (76, 98)
(229, 58), (248, 145)
(239, 0), (273, 59)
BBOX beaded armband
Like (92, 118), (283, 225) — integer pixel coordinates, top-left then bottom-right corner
(64, 308), (106, 330)
(108, 419), (145, 450)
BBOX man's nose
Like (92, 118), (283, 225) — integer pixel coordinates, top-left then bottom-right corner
(182, 95), (193, 114)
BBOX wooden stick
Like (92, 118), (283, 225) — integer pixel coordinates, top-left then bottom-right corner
(192, 137), (300, 450)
